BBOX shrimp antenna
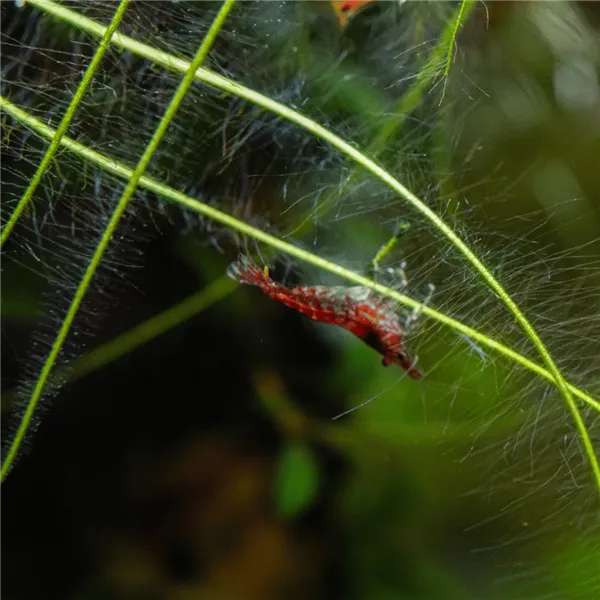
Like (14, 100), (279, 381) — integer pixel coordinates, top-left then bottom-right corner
(331, 356), (419, 421)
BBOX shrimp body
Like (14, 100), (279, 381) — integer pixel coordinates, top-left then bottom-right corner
(227, 258), (421, 379)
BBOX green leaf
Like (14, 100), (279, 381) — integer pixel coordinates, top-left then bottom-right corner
(274, 442), (320, 519)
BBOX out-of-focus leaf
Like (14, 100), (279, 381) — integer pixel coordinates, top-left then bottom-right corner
(273, 442), (320, 519)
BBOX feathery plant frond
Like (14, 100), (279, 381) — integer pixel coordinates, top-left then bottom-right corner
(288, 0), (477, 237)
(1, 0), (237, 481)
(439, 0), (474, 103)
(2, 94), (599, 486)
(2, 1), (599, 495)
(0, 0), (130, 247)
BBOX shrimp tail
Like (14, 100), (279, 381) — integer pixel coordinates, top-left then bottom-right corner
(382, 351), (422, 380)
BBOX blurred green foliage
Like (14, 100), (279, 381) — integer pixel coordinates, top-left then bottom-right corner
(274, 442), (321, 519)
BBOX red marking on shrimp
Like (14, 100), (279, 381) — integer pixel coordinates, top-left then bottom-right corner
(227, 257), (421, 379)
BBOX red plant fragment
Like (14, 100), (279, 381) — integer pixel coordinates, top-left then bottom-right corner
(227, 257), (421, 379)
(331, 0), (374, 26)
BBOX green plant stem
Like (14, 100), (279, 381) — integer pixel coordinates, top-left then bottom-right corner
(439, 0), (473, 103)
(2, 96), (598, 419)
(0, 0), (131, 248)
(2, 277), (236, 408)
(0, 0), (237, 482)
(69, 277), (235, 380)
